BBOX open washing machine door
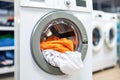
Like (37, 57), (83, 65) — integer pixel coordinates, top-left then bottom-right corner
(104, 24), (116, 49)
(30, 11), (88, 75)
(92, 22), (103, 52)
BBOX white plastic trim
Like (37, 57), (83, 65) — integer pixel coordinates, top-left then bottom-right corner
(104, 23), (116, 49)
(92, 22), (103, 52)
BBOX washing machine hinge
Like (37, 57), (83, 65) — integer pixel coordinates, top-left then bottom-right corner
(82, 41), (88, 44)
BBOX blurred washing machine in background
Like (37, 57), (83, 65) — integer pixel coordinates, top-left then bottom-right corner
(103, 12), (117, 69)
(15, 0), (93, 80)
(116, 14), (120, 67)
(92, 10), (105, 72)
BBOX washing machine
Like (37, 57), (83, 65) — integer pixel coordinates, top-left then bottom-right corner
(92, 10), (105, 72)
(15, 0), (92, 80)
(103, 12), (117, 68)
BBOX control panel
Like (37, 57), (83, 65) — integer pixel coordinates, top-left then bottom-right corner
(20, 0), (92, 12)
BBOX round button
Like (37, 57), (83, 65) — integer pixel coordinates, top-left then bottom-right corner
(65, 0), (71, 6)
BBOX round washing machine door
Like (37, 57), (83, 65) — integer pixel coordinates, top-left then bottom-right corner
(30, 11), (88, 75)
(104, 24), (116, 49)
(92, 22), (103, 52)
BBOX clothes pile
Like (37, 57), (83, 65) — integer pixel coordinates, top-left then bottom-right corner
(40, 36), (84, 75)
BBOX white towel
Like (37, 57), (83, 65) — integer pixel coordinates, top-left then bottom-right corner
(42, 49), (84, 75)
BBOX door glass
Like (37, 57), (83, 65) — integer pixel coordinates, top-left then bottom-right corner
(93, 28), (101, 46)
(76, 0), (86, 7)
(40, 18), (82, 52)
(109, 28), (114, 43)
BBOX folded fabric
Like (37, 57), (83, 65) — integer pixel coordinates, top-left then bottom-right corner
(1, 60), (14, 66)
(5, 51), (14, 60)
(0, 63), (5, 67)
(0, 34), (14, 39)
(40, 36), (74, 53)
(0, 38), (14, 46)
(0, 52), (14, 67)
(0, 53), (5, 61)
(42, 49), (84, 75)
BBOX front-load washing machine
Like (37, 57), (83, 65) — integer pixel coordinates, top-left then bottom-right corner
(92, 10), (105, 72)
(103, 12), (117, 68)
(15, 0), (92, 80)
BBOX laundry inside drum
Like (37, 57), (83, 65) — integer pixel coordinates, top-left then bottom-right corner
(40, 18), (82, 53)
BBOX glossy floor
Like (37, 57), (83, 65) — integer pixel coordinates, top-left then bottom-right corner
(93, 66), (120, 80)
(0, 67), (120, 80)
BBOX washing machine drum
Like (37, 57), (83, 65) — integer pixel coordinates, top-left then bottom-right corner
(109, 28), (114, 43)
(105, 26), (116, 49)
(92, 23), (103, 52)
(93, 28), (101, 46)
(30, 11), (88, 75)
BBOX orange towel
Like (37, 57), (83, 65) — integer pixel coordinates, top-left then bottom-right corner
(40, 36), (74, 53)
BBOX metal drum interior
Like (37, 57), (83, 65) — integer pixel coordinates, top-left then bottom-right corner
(109, 28), (114, 43)
(30, 11), (88, 75)
(40, 18), (82, 51)
(93, 28), (101, 46)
